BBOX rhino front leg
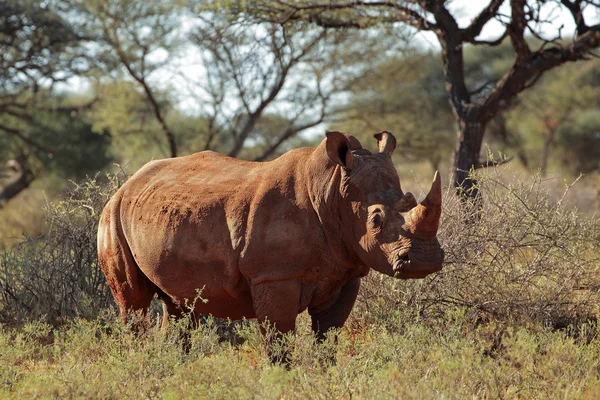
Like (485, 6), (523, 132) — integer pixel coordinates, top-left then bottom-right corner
(309, 277), (361, 342)
(251, 280), (302, 364)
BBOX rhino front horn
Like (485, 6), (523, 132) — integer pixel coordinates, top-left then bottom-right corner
(422, 171), (442, 207)
(403, 171), (442, 239)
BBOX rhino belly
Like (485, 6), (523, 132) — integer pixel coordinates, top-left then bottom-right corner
(124, 204), (255, 319)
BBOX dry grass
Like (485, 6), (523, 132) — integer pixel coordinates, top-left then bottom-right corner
(1, 311), (600, 399)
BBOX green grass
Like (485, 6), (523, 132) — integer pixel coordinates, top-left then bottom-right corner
(2, 310), (600, 399)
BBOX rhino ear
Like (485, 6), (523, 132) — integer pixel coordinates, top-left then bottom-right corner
(325, 131), (354, 169)
(373, 131), (396, 156)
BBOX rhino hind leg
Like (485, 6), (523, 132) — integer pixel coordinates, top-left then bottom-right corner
(158, 294), (197, 328)
(308, 277), (361, 342)
(99, 247), (157, 330)
(98, 205), (158, 330)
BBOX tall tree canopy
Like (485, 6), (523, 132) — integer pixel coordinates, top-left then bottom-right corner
(0, 0), (109, 206)
(249, 0), (600, 196)
(1, 0), (600, 211)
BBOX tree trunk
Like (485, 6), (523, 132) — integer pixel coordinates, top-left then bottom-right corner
(452, 118), (487, 198)
(0, 158), (34, 208)
(540, 133), (552, 176)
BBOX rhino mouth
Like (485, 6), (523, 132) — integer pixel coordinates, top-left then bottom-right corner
(393, 254), (411, 272)
(393, 249), (444, 280)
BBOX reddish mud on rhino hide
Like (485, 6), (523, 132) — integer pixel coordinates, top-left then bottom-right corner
(97, 131), (444, 339)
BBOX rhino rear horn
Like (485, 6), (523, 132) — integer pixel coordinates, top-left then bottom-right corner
(373, 131), (396, 156)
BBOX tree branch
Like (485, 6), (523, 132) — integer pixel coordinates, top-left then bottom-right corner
(560, 0), (588, 35)
(254, 114), (326, 162)
(469, 30), (508, 46)
(475, 155), (514, 169)
(274, 0), (436, 30)
(102, 23), (178, 157)
(227, 67), (291, 157)
(507, 0), (532, 60)
(469, 79), (495, 96)
(462, 0), (505, 42)
(227, 29), (326, 158)
(425, 1), (472, 109)
(481, 23), (600, 117)
(0, 124), (55, 155)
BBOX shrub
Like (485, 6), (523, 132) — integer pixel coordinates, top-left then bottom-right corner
(0, 172), (126, 325)
(356, 167), (600, 329)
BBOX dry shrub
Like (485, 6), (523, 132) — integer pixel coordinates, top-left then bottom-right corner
(357, 167), (600, 328)
(0, 172), (126, 325)
(502, 170), (600, 215)
(2, 165), (598, 332)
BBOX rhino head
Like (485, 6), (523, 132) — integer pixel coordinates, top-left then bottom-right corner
(325, 130), (444, 279)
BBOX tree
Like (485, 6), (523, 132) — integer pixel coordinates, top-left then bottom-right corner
(76, 1), (381, 161)
(184, 12), (387, 160)
(507, 62), (600, 175)
(74, 0), (183, 158)
(250, 0), (600, 197)
(0, 0), (102, 204)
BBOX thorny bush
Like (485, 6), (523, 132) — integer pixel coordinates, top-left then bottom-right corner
(356, 167), (600, 330)
(0, 172), (126, 325)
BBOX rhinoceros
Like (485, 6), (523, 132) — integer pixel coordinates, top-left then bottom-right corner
(97, 131), (444, 341)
